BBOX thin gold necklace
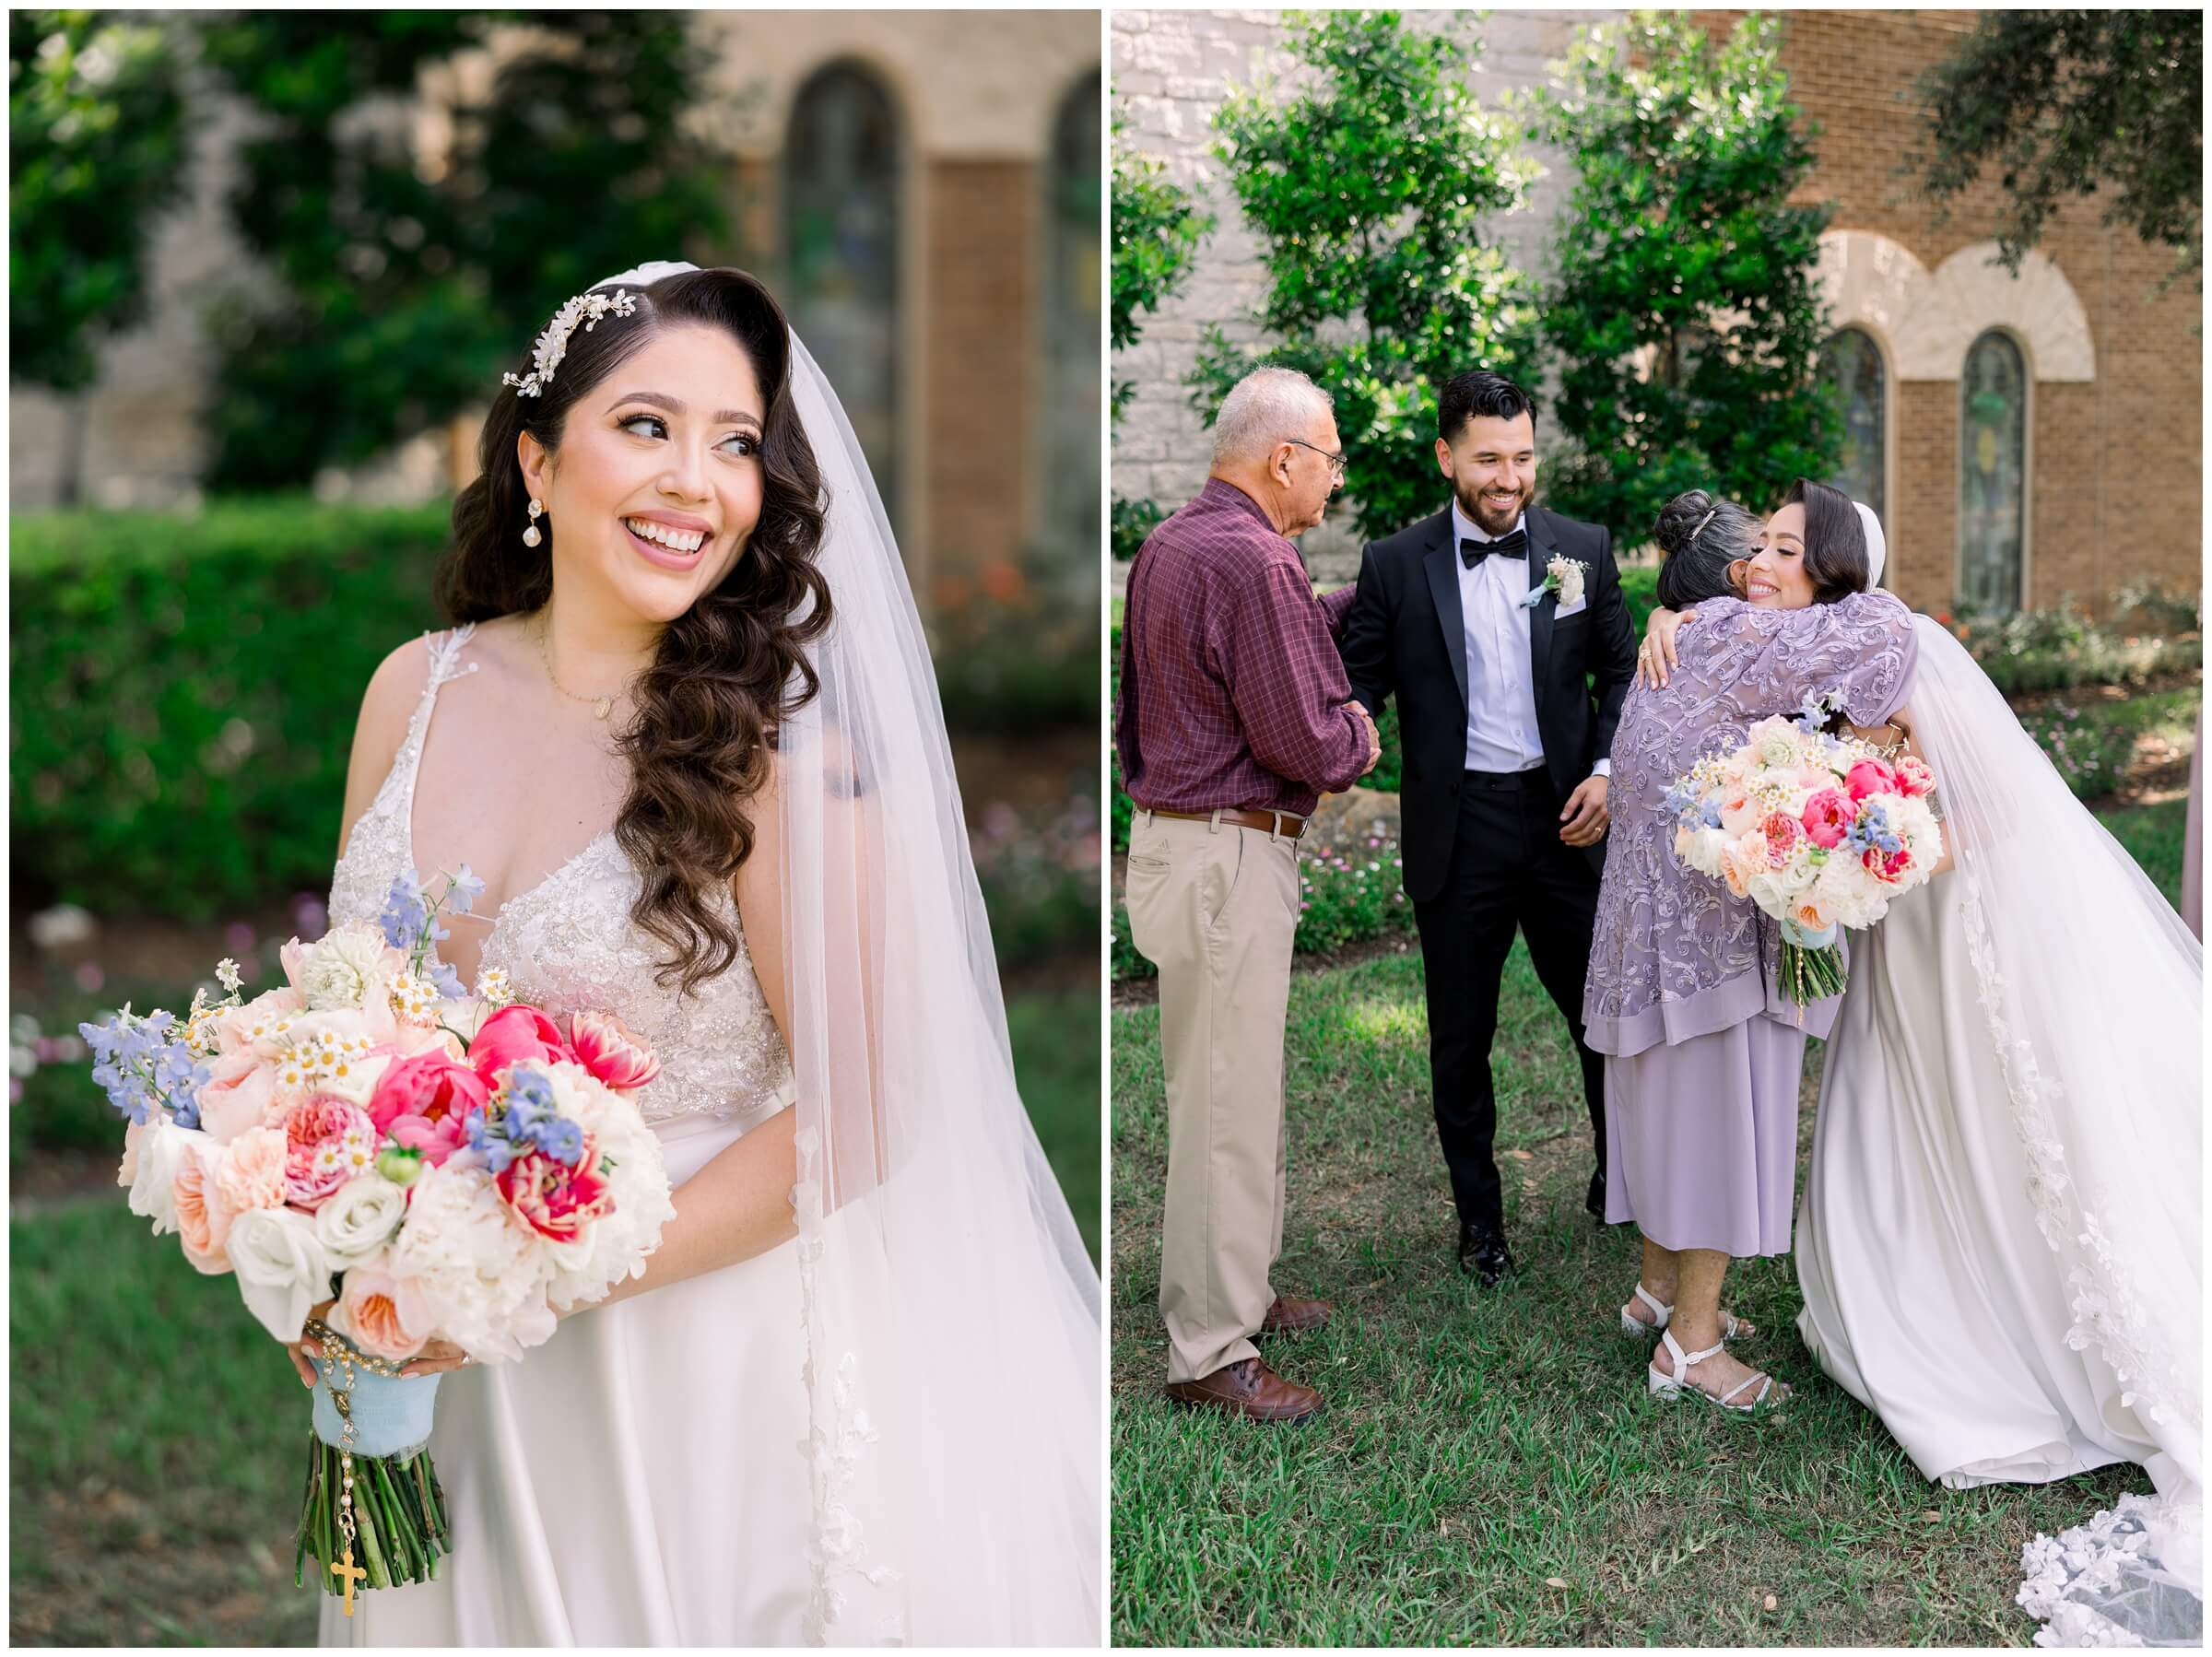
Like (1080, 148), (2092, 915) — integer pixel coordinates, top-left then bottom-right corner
(534, 614), (625, 721)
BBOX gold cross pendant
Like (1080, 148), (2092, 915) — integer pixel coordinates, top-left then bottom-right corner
(332, 1547), (368, 1616)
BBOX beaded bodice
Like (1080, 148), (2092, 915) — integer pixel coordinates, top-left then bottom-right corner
(327, 624), (794, 1126)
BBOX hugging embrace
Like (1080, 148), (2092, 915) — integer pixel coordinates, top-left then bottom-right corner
(1119, 365), (2199, 1647)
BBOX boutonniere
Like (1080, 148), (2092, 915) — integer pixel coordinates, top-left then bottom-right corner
(1522, 556), (1589, 609)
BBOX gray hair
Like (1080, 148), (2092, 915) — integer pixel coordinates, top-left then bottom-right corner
(1210, 367), (1334, 467)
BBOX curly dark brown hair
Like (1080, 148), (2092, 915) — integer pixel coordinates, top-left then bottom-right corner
(439, 267), (832, 997)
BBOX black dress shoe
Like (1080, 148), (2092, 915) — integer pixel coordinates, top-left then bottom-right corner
(1457, 1222), (1513, 1287)
(1586, 1169), (1607, 1222)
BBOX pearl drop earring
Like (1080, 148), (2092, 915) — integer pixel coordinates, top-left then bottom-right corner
(523, 499), (544, 548)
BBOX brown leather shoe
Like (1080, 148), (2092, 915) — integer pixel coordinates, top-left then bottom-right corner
(1163, 1357), (1324, 1422)
(1259, 1294), (1332, 1334)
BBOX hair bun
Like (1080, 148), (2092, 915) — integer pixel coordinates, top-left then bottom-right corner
(1653, 490), (1715, 558)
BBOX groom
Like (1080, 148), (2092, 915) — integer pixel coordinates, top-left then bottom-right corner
(1338, 371), (1636, 1285)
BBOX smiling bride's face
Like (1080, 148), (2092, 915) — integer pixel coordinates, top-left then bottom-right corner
(518, 323), (768, 626)
(1743, 501), (1818, 611)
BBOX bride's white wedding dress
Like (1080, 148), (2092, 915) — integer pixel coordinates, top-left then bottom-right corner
(1797, 615), (2203, 1646)
(322, 623), (815, 1644)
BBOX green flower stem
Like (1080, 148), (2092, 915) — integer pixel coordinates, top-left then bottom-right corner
(296, 1434), (450, 1596)
(1778, 939), (1848, 1004)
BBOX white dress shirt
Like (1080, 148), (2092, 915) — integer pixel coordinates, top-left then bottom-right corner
(1450, 500), (1610, 780)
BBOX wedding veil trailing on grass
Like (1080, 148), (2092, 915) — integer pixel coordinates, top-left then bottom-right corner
(771, 328), (1102, 1644)
(1905, 610), (2202, 1647)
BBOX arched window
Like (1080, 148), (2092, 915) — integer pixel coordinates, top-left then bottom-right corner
(1820, 326), (1887, 558)
(1959, 330), (2028, 612)
(1042, 71), (1102, 558)
(785, 64), (900, 531)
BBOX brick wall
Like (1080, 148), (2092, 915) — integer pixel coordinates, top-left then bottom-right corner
(1688, 9), (2202, 614)
(923, 159), (1040, 605)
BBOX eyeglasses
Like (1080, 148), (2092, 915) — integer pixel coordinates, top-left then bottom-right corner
(1284, 438), (1347, 480)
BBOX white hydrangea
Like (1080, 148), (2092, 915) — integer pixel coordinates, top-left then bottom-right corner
(387, 1161), (556, 1361)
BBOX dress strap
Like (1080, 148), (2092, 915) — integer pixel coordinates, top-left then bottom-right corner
(394, 623), (481, 834)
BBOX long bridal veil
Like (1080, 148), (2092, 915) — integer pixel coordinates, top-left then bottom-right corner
(772, 331), (1102, 1640)
(1907, 613), (2202, 1646)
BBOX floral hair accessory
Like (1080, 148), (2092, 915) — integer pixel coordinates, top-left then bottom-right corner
(501, 288), (640, 399)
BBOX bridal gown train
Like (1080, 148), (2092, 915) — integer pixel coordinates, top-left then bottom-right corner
(319, 623), (813, 1644)
(1796, 869), (2149, 1490)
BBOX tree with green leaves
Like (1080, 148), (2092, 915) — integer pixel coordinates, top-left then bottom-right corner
(1193, 10), (1543, 542)
(193, 12), (735, 492)
(1110, 109), (1210, 424)
(1110, 107), (1210, 560)
(1527, 13), (1840, 544)
(1912, 10), (2200, 290)
(9, 10), (194, 504)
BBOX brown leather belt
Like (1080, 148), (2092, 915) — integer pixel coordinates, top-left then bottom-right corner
(1138, 805), (1310, 840)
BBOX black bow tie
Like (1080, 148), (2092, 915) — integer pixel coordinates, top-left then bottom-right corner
(1460, 527), (1529, 568)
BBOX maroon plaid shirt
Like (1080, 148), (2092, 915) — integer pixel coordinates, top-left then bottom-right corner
(1115, 478), (1368, 817)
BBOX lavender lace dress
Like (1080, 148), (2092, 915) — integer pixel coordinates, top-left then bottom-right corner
(1583, 593), (1918, 1256)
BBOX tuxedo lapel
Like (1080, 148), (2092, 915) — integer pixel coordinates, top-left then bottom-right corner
(1525, 509), (1558, 714)
(1419, 512), (1469, 711)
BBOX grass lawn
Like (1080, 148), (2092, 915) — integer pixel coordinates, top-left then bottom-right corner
(8, 987), (1100, 1648)
(1109, 945), (2152, 1647)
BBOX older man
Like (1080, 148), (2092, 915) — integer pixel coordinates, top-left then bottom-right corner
(1115, 367), (1380, 1422)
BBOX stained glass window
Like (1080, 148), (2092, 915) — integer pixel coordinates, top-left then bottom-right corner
(1043, 71), (1102, 558)
(1959, 330), (2027, 612)
(785, 65), (900, 532)
(1820, 327), (1887, 563)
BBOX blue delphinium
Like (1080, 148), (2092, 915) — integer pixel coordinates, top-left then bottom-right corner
(536, 1117), (587, 1167)
(1844, 799), (1904, 856)
(463, 1106), (518, 1175)
(77, 1005), (211, 1126)
(1793, 688), (1843, 734)
(379, 870), (430, 951)
(448, 864), (487, 917)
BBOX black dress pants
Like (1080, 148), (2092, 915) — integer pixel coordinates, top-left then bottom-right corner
(1411, 766), (1607, 1236)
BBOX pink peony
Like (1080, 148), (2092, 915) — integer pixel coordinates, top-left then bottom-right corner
(1844, 758), (1898, 803)
(567, 1010), (661, 1097)
(281, 1095), (380, 1208)
(366, 1051), (488, 1169)
(1863, 844), (1914, 884)
(468, 1005), (578, 1084)
(213, 1125), (289, 1213)
(1894, 754), (1935, 798)
(498, 1139), (614, 1242)
(334, 1261), (432, 1362)
(1801, 788), (1854, 849)
(173, 1153), (234, 1273)
(195, 1051), (277, 1145)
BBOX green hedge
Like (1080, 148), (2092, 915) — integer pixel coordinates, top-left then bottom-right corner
(12, 500), (1097, 921)
(13, 499), (454, 920)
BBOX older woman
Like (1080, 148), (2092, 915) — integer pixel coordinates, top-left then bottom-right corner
(1583, 480), (1917, 1411)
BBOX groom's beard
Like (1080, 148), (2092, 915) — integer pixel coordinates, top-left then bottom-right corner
(1456, 477), (1532, 538)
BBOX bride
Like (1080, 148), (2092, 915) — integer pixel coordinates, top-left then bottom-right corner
(1641, 504), (2202, 1646)
(307, 262), (1102, 1644)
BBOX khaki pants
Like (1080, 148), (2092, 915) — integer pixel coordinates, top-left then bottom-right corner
(1123, 807), (1301, 1383)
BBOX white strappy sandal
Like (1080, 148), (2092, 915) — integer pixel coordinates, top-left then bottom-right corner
(1646, 1326), (1783, 1412)
(1618, 1284), (1753, 1341)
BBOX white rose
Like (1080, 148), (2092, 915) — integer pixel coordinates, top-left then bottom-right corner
(125, 1120), (209, 1234)
(1555, 559), (1585, 607)
(226, 1205), (335, 1345)
(314, 1173), (410, 1266)
(298, 923), (397, 1012)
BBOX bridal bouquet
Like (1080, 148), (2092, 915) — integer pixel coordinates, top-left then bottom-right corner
(1665, 694), (1944, 1005)
(84, 868), (676, 1611)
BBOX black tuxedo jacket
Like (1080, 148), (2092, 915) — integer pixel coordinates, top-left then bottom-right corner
(1338, 505), (1637, 901)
